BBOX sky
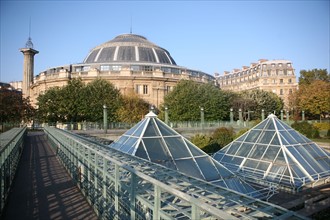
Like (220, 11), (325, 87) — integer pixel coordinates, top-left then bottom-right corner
(0, 0), (329, 83)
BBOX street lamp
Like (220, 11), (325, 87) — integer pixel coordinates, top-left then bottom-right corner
(200, 107), (204, 130)
(165, 106), (169, 125)
(230, 108), (234, 124)
(103, 104), (108, 134)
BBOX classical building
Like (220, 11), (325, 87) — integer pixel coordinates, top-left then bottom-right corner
(215, 59), (298, 108)
(19, 34), (216, 107)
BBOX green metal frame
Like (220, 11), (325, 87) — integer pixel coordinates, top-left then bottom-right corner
(0, 127), (26, 214)
(44, 126), (308, 220)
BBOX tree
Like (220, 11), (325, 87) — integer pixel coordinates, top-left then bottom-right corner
(117, 92), (150, 123)
(297, 80), (330, 119)
(61, 78), (86, 122)
(0, 88), (35, 124)
(163, 80), (230, 121)
(37, 87), (65, 123)
(232, 90), (283, 119)
(82, 78), (123, 122)
(299, 69), (330, 85)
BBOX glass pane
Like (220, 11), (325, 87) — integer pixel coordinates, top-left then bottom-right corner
(186, 141), (205, 156)
(127, 120), (143, 136)
(144, 119), (160, 137)
(213, 152), (224, 161)
(135, 142), (149, 160)
(244, 159), (259, 169)
(256, 161), (270, 171)
(132, 120), (147, 137)
(265, 119), (275, 130)
(257, 131), (275, 144)
(254, 120), (268, 130)
(111, 135), (129, 149)
(280, 131), (297, 144)
(143, 138), (170, 161)
(249, 144), (268, 160)
(270, 135), (280, 146)
(165, 137), (191, 159)
(155, 120), (178, 136)
(236, 143), (253, 157)
(214, 162), (233, 177)
(236, 133), (248, 141)
(175, 159), (203, 179)
(274, 150), (286, 165)
(227, 142), (241, 155)
(289, 130), (306, 143)
(275, 120), (285, 130)
(120, 137), (138, 153)
(262, 146), (280, 161)
(245, 130), (261, 142)
(195, 157), (220, 181)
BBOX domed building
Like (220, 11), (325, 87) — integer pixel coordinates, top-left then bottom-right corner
(21, 34), (216, 107)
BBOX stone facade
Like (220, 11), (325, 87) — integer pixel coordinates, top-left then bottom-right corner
(215, 59), (298, 108)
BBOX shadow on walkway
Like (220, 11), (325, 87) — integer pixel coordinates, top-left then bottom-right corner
(1, 131), (97, 220)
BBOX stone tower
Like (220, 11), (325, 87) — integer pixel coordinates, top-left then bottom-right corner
(20, 36), (38, 98)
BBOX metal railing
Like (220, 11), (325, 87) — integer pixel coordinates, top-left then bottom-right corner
(44, 126), (308, 220)
(0, 127), (26, 213)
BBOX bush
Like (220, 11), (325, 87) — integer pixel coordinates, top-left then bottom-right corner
(190, 134), (212, 149)
(211, 127), (235, 149)
(313, 122), (330, 131)
(291, 121), (320, 139)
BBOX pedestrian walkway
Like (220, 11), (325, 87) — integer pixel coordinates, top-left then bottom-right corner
(1, 131), (97, 220)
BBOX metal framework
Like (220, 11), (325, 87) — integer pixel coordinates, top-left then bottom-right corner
(44, 126), (308, 220)
(0, 127), (26, 213)
(213, 114), (330, 192)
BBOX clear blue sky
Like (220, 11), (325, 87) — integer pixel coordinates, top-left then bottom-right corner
(1, 0), (329, 83)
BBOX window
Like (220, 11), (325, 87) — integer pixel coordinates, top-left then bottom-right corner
(143, 85), (148, 94)
(142, 66), (153, 72)
(289, 89), (292, 94)
(82, 66), (90, 71)
(280, 79), (283, 84)
(100, 65), (110, 71)
(280, 89), (283, 95)
(288, 78), (292, 83)
(287, 63), (291, 67)
(110, 65), (121, 71)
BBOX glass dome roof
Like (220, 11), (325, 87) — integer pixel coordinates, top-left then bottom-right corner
(213, 114), (330, 191)
(83, 34), (177, 65)
(109, 111), (259, 196)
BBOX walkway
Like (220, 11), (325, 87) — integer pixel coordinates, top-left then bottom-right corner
(1, 131), (97, 220)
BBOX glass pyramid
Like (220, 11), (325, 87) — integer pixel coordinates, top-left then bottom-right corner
(109, 111), (258, 195)
(213, 114), (330, 191)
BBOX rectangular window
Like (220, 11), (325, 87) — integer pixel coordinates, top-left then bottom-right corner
(100, 65), (110, 71)
(143, 85), (148, 94)
(288, 78), (292, 83)
(280, 89), (283, 95)
(82, 66), (90, 71)
(280, 79), (283, 84)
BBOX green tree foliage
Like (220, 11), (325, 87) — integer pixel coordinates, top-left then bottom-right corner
(82, 78), (122, 122)
(190, 134), (212, 149)
(211, 127), (235, 149)
(163, 80), (230, 121)
(37, 78), (123, 123)
(291, 121), (320, 139)
(37, 87), (65, 123)
(0, 88), (35, 124)
(117, 92), (150, 123)
(299, 69), (330, 85)
(234, 90), (283, 119)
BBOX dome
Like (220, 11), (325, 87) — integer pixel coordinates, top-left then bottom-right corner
(83, 34), (177, 65)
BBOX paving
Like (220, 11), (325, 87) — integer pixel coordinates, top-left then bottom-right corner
(1, 131), (98, 220)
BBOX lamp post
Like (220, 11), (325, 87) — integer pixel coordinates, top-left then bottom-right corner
(103, 104), (108, 134)
(239, 109), (243, 125)
(261, 109), (265, 120)
(281, 110), (284, 121)
(286, 110), (289, 122)
(165, 106), (169, 125)
(302, 110), (305, 121)
(230, 108), (234, 124)
(200, 107), (204, 131)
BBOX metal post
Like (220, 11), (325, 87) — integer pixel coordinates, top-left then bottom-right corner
(130, 173), (137, 220)
(281, 110), (283, 121)
(200, 107), (204, 130)
(262, 109), (265, 120)
(114, 164), (119, 219)
(286, 110), (289, 122)
(302, 110), (305, 121)
(153, 185), (161, 220)
(239, 109), (243, 124)
(103, 105), (108, 134)
(165, 106), (169, 125)
(230, 108), (234, 123)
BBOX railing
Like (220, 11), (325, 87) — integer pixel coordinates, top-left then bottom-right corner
(0, 127), (26, 213)
(44, 126), (308, 220)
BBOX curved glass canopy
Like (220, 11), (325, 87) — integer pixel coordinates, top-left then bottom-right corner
(109, 111), (257, 195)
(213, 114), (330, 191)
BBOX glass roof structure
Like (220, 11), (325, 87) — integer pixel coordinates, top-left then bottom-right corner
(213, 114), (330, 191)
(109, 111), (258, 196)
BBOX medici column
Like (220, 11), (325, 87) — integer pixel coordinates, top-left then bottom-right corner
(20, 37), (38, 98)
